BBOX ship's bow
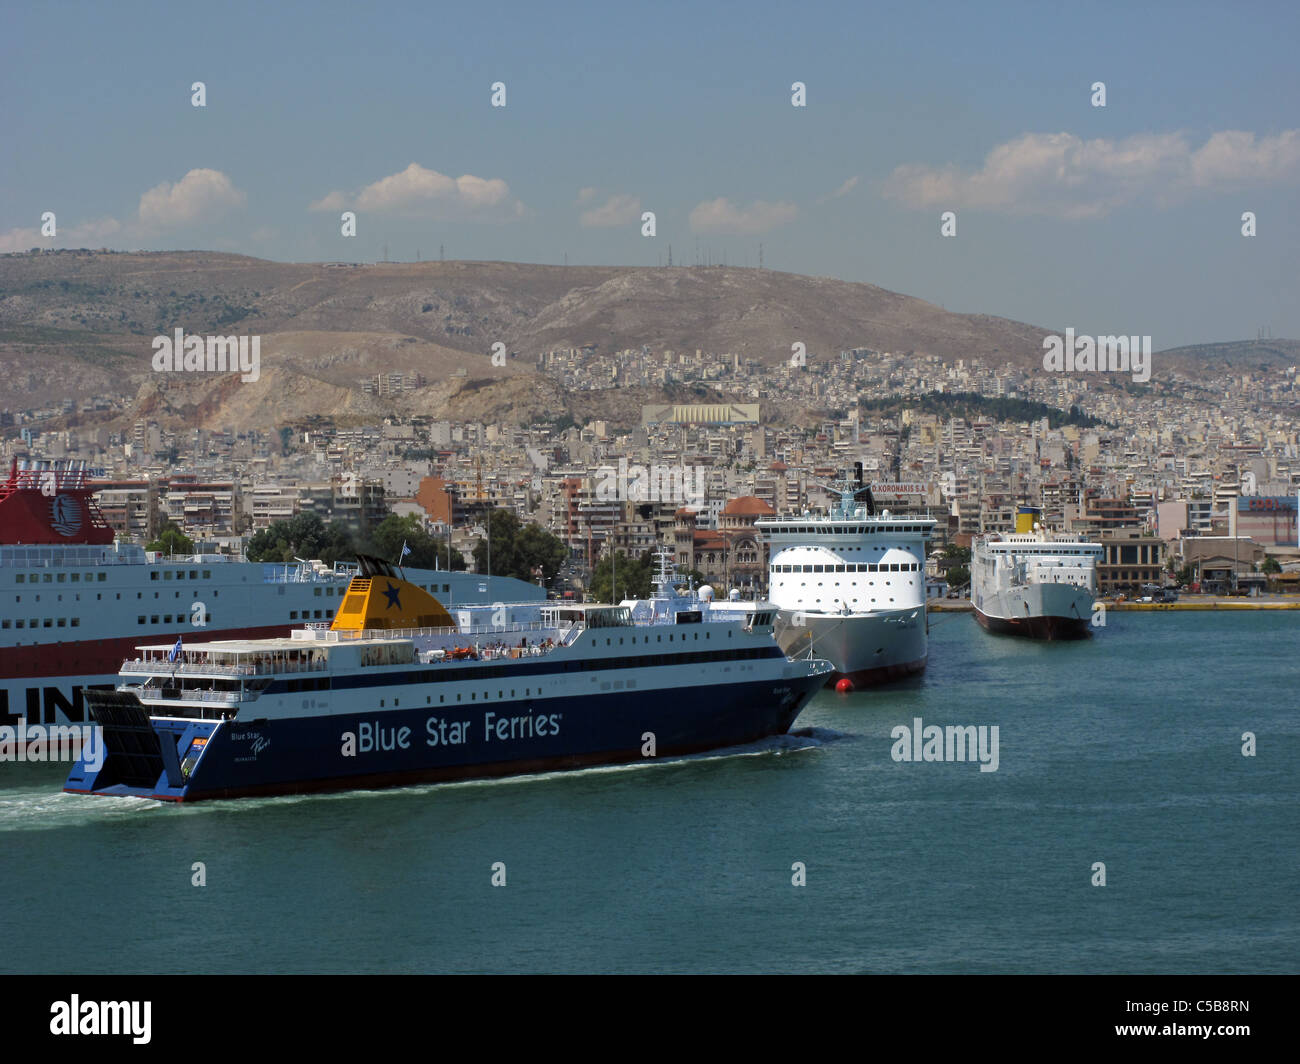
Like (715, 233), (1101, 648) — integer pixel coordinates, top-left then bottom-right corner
(64, 690), (218, 801)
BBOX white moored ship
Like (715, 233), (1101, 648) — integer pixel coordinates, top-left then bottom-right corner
(748, 468), (934, 691)
(971, 506), (1103, 640)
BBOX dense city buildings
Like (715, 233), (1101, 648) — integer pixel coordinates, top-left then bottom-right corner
(5, 342), (1298, 595)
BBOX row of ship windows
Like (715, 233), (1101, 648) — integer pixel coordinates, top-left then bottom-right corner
(13, 590), (224, 603)
(597, 630), (728, 645)
(783, 546), (914, 554)
(10, 587), (455, 607)
(2, 617), (81, 629)
(1, 602), (429, 629)
(987, 550), (1098, 556)
(14, 572), (109, 584)
(774, 563), (920, 573)
(9, 574), (459, 601)
(786, 598), (898, 605)
(389, 688), (546, 706)
(768, 525), (930, 535)
(776, 580), (912, 588)
(132, 608), (339, 624)
(1, 613), (245, 628)
(9, 573), (460, 597)
(981, 557), (1089, 566)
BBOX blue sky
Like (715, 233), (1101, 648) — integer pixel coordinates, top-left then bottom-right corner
(2, 0), (1297, 348)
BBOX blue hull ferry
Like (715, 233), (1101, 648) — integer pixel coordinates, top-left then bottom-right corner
(65, 556), (831, 801)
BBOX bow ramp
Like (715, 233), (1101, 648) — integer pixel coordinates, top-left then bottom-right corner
(65, 690), (222, 800)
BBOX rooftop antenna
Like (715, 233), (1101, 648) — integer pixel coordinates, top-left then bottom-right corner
(439, 244), (445, 262)
(759, 243), (763, 269)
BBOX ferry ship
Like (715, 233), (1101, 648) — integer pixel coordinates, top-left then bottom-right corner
(63, 556), (832, 800)
(0, 459), (541, 730)
(971, 506), (1103, 639)
(745, 467), (934, 691)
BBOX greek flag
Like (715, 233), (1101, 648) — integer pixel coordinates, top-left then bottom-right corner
(168, 635), (183, 663)
(401, 540), (411, 559)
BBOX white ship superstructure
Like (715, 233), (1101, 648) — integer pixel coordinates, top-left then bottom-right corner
(751, 472), (934, 690)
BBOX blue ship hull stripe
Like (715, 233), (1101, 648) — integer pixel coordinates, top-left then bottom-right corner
(67, 673), (822, 801)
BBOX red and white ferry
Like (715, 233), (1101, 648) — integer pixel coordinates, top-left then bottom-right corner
(0, 459), (541, 730)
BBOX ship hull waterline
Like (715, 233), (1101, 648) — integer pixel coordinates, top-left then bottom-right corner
(774, 606), (927, 687)
(66, 672), (827, 802)
(972, 607), (1091, 640)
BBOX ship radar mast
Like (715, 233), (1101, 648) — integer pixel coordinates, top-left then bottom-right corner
(807, 461), (876, 519)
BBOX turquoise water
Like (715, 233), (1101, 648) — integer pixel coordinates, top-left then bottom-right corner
(2, 610), (1296, 973)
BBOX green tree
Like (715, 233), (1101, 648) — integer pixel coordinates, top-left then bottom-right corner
(589, 550), (655, 602)
(246, 512), (355, 565)
(946, 565), (970, 589)
(1261, 556), (1282, 574)
(365, 513), (465, 570)
(471, 508), (567, 584)
(145, 521), (194, 556)
(679, 567), (706, 589)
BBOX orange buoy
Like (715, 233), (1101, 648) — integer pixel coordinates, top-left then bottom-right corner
(835, 677), (854, 693)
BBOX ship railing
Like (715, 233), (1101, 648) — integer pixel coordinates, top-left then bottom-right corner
(554, 621), (587, 646)
(11, 469), (95, 490)
(426, 640), (562, 663)
(137, 685), (243, 703)
(0, 545), (147, 567)
(262, 561), (357, 584)
(292, 620), (554, 642)
(124, 658), (326, 676)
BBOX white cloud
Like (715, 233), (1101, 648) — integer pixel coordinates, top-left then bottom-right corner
(831, 176), (859, 198)
(310, 163), (521, 218)
(576, 186), (598, 204)
(308, 190), (347, 212)
(689, 197), (798, 235)
(884, 129), (1300, 218)
(580, 193), (641, 228)
(1190, 130), (1300, 187)
(138, 168), (245, 227)
(0, 217), (122, 253)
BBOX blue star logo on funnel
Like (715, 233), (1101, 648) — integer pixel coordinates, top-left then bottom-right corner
(382, 581), (402, 610)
